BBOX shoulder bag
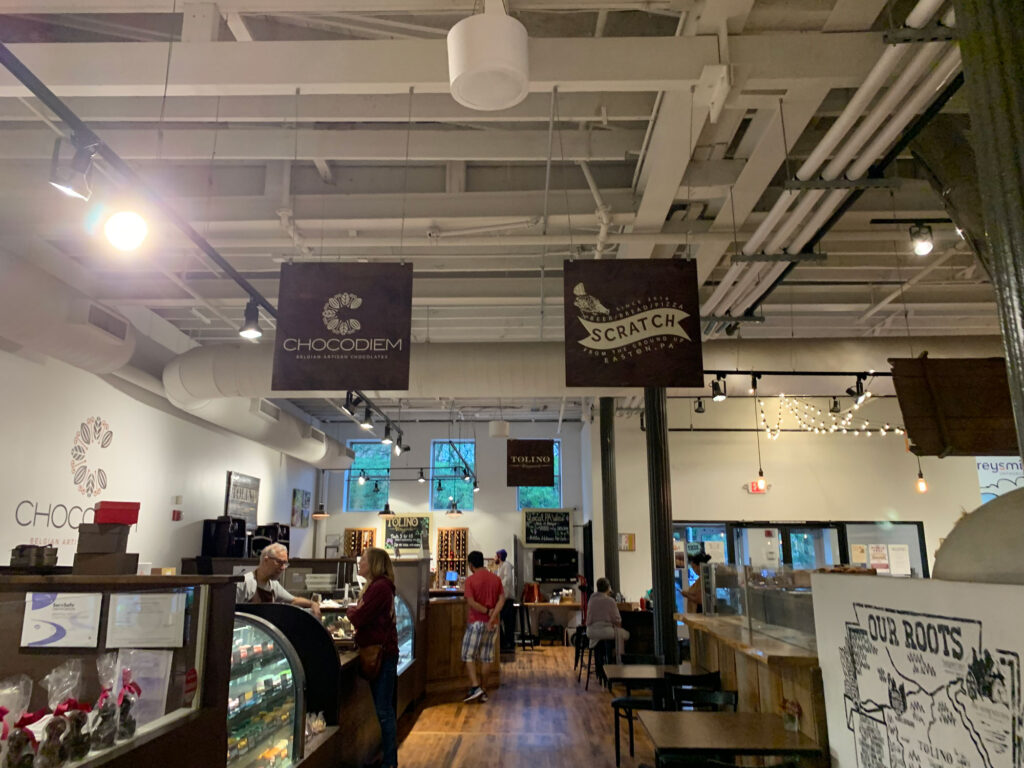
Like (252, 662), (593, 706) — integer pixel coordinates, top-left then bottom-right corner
(357, 590), (396, 680)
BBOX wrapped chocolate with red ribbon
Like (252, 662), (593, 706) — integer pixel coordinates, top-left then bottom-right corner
(90, 654), (118, 751)
(0, 675), (33, 768)
(115, 669), (141, 742)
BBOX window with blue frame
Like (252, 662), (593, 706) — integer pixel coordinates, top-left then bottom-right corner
(430, 439), (475, 511)
(516, 440), (562, 510)
(344, 440), (392, 512)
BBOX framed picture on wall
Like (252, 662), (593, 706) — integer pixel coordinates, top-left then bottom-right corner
(291, 488), (311, 528)
(618, 533), (636, 552)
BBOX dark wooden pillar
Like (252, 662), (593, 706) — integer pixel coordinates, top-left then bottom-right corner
(644, 387), (677, 665)
(953, 0), (1024, 457)
(599, 397), (621, 592)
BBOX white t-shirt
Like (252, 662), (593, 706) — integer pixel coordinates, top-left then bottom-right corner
(236, 571), (296, 604)
(495, 560), (514, 599)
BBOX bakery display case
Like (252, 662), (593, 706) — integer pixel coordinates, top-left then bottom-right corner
(319, 594), (413, 677)
(227, 614), (304, 767)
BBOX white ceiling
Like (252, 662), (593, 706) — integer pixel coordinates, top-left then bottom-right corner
(0, 0), (992, 422)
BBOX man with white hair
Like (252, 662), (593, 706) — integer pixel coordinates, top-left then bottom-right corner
(236, 543), (321, 618)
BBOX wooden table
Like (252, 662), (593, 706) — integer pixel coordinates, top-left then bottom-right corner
(639, 711), (822, 759)
(603, 662), (692, 686)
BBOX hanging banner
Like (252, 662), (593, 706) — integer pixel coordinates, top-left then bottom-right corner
(563, 259), (703, 387)
(507, 439), (555, 487)
(272, 262), (413, 391)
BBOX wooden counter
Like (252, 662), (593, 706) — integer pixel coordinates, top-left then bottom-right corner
(683, 615), (828, 767)
(426, 597), (500, 695)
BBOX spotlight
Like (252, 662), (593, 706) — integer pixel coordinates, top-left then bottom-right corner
(711, 375), (727, 402)
(473, 480), (480, 494)
(312, 502), (328, 520)
(239, 299), (262, 340)
(463, 467), (472, 483)
(694, 397), (706, 414)
(49, 136), (96, 201)
(446, 499), (462, 516)
(378, 502), (394, 517)
(910, 224), (934, 256)
(373, 480), (380, 493)
(845, 376), (869, 404)
(360, 408), (373, 430)
(381, 425), (394, 446)
(104, 210), (148, 252)
(448, 494), (454, 502)
(357, 470), (367, 486)
(418, 469), (426, 484)
(338, 391), (354, 416)
(749, 374), (760, 395)
(436, 478), (443, 492)
(394, 441), (404, 457)
(829, 397), (840, 414)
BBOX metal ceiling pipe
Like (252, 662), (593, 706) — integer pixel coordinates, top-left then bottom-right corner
(700, 262), (744, 316)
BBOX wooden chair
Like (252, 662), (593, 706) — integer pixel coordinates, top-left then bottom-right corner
(655, 691), (741, 768)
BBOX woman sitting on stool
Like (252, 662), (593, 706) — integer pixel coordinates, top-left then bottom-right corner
(585, 577), (630, 665)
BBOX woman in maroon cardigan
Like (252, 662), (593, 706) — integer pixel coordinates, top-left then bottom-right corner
(347, 547), (399, 768)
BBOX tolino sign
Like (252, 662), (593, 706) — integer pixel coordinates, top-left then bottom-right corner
(507, 439), (555, 487)
(272, 262), (413, 391)
(563, 259), (703, 387)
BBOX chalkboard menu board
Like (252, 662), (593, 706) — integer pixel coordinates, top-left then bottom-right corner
(384, 515), (430, 553)
(522, 509), (572, 547)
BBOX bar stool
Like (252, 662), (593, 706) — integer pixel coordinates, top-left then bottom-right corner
(580, 639), (612, 690)
(515, 602), (537, 651)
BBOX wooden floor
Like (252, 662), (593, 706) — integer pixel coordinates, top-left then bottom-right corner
(396, 646), (656, 768)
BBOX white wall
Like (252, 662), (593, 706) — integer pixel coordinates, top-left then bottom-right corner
(588, 397), (985, 602)
(322, 419), (584, 577)
(0, 350), (318, 568)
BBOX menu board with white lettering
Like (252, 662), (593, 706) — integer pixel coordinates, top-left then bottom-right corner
(383, 515), (430, 554)
(523, 509), (572, 547)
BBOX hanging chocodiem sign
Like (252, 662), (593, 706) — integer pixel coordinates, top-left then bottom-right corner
(272, 262), (413, 391)
(563, 259), (703, 387)
(507, 439), (555, 487)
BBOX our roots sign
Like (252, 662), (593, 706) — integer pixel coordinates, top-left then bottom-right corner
(563, 259), (703, 387)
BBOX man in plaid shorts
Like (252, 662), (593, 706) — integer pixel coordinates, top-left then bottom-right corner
(461, 550), (505, 703)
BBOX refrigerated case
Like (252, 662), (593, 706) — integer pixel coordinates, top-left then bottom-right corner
(228, 614), (305, 767)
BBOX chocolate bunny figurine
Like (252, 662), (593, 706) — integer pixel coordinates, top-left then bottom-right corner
(3, 729), (36, 768)
(34, 716), (68, 768)
(90, 696), (117, 750)
(64, 710), (90, 761)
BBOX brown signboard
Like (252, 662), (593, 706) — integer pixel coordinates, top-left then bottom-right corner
(507, 439), (555, 487)
(272, 262), (413, 391)
(563, 259), (703, 387)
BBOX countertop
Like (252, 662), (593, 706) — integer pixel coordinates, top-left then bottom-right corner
(0, 574), (242, 591)
(682, 614), (819, 667)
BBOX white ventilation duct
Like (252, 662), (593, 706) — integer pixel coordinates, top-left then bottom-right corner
(447, 0), (529, 111)
(162, 348), (352, 469)
(0, 250), (136, 373)
(160, 337), (1004, 402)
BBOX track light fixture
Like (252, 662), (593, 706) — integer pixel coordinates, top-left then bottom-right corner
(711, 375), (727, 402)
(463, 466), (472, 483)
(394, 441), (403, 457)
(381, 425), (394, 446)
(239, 298), (262, 340)
(373, 480), (380, 493)
(830, 397), (841, 414)
(436, 478), (443, 492)
(446, 498), (463, 516)
(379, 502), (394, 517)
(473, 480), (480, 493)
(338, 391), (354, 417)
(360, 408), (373, 430)
(694, 397), (705, 414)
(749, 374), (760, 395)
(357, 470), (367, 486)
(312, 502), (328, 520)
(49, 136), (97, 201)
(844, 375), (871, 406)
(909, 224), (934, 256)
(418, 469), (426, 483)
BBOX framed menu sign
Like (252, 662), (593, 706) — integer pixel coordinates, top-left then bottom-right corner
(384, 514), (431, 554)
(523, 509), (572, 547)
(225, 471), (260, 531)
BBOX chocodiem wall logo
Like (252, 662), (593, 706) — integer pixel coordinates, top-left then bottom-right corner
(572, 282), (691, 357)
(322, 291), (363, 335)
(69, 416), (113, 497)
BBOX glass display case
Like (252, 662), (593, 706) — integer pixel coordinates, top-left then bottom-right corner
(701, 563), (817, 653)
(228, 614), (305, 768)
(319, 595), (414, 675)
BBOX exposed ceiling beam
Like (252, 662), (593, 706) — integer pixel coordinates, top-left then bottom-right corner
(224, 12), (254, 41)
(0, 92), (657, 123)
(822, 0), (889, 32)
(312, 158), (333, 184)
(0, 33), (884, 98)
(0, 127), (645, 161)
(0, 0), (684, 11)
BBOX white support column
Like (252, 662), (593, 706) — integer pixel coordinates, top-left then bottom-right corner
(181, 3), (221, 43)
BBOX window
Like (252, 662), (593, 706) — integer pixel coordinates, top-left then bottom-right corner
(430, 439), (475, 511)
(516, 439), (561, 510)
(344, 440), (391, 512)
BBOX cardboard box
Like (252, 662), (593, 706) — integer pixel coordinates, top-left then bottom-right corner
(94, 501), (140, 525)
(72, 552), (139, 575)
(150, 567), (177, 576)
(76, 523), (129, 554)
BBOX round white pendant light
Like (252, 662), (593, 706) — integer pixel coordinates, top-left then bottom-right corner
(104, 210), (148, 252)
(447, 0), (529, 112)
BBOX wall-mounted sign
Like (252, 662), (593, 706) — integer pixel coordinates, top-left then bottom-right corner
(563, 259), (703, 387)
(272, 262), (413, 391)
(21, 592), (102, 648)
(384, 514), (431, 554)
(617, 533), (636, 552)
(291, 488), (311, 529)
(523, 508), (572, 547)
(506, 439), (555, 487)
(225, 471), (260, 531)
(976, 455), (1024, 504)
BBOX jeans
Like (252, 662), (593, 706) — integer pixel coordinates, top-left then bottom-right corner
(369, 654), (399, 767)
(500, 599), (517, 650)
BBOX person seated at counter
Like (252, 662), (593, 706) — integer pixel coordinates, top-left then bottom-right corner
(235, 543), (321, 618)
(586, 577), (629, 664)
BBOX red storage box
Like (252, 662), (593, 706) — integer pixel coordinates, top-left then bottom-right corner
(93, 500), (140, 525)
